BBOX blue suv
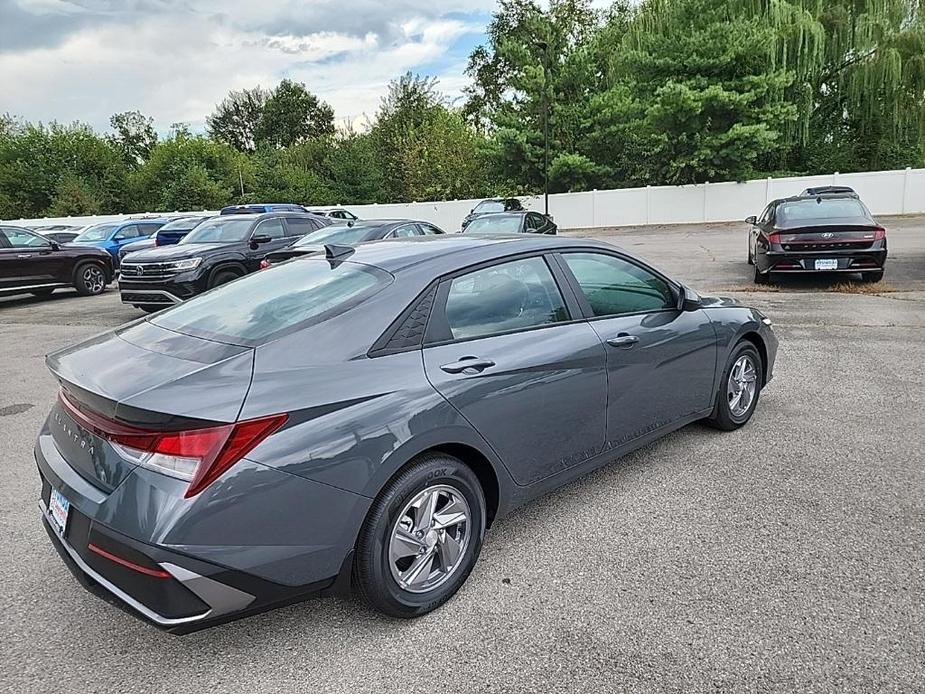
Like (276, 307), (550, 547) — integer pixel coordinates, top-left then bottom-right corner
(69, 218), (170, 267)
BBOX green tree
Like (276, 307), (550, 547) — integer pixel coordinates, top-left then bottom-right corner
(464, 0), (605, 192)
(108, 110), (157, 166)
(207, 87), (269, 152)
(374, 73), (489, 201)
(254, 79), (335, 148)
(0, 121), (127, 217)
(132, 131), (246, 211)
(48, 174), (103, 216)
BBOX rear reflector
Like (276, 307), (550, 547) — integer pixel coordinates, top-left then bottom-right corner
(88, 543), (172, 578)
(58, 392), (287, 498)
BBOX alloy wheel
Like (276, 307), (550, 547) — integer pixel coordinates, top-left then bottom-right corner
(388, 484), (471, 594)
(727, 355), (758, 417)
(83, 266), (105, 293)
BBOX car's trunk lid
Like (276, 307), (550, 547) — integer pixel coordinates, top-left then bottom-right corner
(775, 222), (883, 250)
(45, 321), (254, 492)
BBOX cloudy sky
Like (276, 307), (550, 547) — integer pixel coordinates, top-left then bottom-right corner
(0, 0), (500, 134)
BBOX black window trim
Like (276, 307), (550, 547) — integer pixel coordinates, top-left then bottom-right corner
(422, 251), (585, 347)
(551, 249), (683, 322)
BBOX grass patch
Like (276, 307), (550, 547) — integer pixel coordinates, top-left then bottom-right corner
(827, 281), (901, 294)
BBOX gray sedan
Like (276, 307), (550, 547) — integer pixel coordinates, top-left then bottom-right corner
(35, 234), (777, 632)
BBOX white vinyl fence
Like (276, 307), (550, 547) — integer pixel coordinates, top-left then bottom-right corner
(5, 167), (924, 232)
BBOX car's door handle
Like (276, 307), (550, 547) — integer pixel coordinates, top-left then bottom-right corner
(440, 358), (496, 374)
(606, 334), (639, 349)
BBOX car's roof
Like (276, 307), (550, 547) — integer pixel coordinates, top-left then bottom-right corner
(340, 233), (615, 274)
(469, 210), (528, 218)
(773, 192), (863, 205)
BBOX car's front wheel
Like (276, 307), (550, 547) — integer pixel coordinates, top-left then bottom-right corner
(74, 262), (107, 296)
(705, 340), (763, 431)
(354, 453), (486, 618)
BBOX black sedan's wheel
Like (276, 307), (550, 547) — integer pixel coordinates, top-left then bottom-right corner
(705, 341), (762, 431)
(861, 270), (884, 283)
(354, 453), (486, 618)
(74, 262), (107, 296)
(753, 263), (770, 285)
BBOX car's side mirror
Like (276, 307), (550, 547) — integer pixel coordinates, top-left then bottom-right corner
(678, 285), (702, 312)
(745, 215), (757, 225)
(49, 241), (60, 251)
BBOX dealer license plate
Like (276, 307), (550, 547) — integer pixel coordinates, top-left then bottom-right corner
(49, 488), (70, 535)
(814, 259), (838, 271)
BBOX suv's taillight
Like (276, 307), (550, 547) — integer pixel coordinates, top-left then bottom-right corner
(873, 227), (886, 241)
(59, 392), (287, 498)
(767, 231), (781, 245)
(259, 259), (271, 270)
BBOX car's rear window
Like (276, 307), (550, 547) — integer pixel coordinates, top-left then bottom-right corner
(294, 224), (374, 246)
(778, 199), (868, 222)
(465, 215), (522, 234)
(474, 200), (506, 213)
(151, 259), (391, 344)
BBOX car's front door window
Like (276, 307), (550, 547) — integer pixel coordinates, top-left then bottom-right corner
(3, 228), (51, 248)
(561, 253), (675, 317)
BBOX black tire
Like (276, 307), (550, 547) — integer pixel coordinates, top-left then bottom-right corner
(753, 263), (770, 285)
(705, 340), (763, 431)
(74, 262), (107, 296)
(209, 268), (240, 289)
(861, 270), (884, 283)
(30, 288), (55, 297)
(747, 242), (754, 265)
(139, 305), (162, 314)
(354, 453), (486, 618)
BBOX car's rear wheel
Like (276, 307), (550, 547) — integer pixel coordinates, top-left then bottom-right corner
(354, 453), (486, 618)
(705, 341), (762, 431)
(753, 263), (770, 285)
(139, 305), (163, 314)
(747, 243), (754, 265)
(74, 262), (107, 296)
(861, 270), (884, 283)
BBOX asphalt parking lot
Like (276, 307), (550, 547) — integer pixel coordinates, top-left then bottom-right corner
(1, 218), (923, 693)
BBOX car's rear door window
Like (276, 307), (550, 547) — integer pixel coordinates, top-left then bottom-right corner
(561, 252), (676, 317)
(151, 259), (391, 345)
(441, 256), (569, 340)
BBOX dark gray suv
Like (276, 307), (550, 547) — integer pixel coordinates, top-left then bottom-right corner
(36, 234), (777, 632)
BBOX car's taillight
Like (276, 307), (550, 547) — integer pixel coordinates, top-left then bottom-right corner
(872, 227), (886, 241)
(58, 392), (287, 498)
(154, 237), (162, 246)
(259, 259), (271, 270)
(767, 232), (781, 245)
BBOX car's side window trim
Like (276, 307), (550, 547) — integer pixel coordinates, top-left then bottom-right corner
(422, 252), (582, 347)
(552, 250), (682, 321)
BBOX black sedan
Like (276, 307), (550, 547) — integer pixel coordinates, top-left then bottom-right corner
(461, 198), (524, 229)
(747, 194), (887, 284)
(36, 233), (775, 631)
(261, 219), (445, 268)
(463, 211), (557, 235)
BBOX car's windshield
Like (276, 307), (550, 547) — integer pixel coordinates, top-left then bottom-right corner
(465, 215), (522, 234)
(160, 217), (203, 232)
(474, 200), (505, 214)
(779, 199), (868, 222)
(151, 259), (390, 344)
(293, 225), (373, 247)
(179, 218), (253, 244)
(73, 223), (117, 242)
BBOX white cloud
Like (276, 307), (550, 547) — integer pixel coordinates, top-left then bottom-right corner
(0, 0), (493, 133)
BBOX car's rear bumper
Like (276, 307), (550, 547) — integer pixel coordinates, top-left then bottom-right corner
(758, 248), (886, 274)
(37, 471), (352, 634)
